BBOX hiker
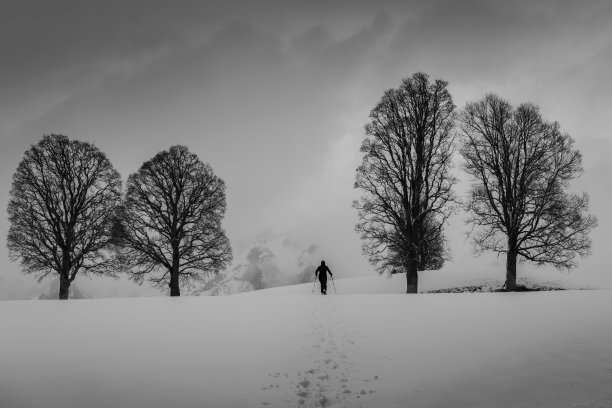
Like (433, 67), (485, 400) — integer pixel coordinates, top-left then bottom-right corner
(315, 261), (333, 295)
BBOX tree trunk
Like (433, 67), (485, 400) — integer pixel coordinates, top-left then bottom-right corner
(169, 272), (180, 296)
(59, 248), (71, 300)
(406, 259), (418, 294)
(59, 273), (70, 300)
(169, 246), (181, 297)
(505, 248), (518, 291)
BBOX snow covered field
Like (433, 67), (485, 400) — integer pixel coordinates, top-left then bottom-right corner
(1, 272), (612, 408)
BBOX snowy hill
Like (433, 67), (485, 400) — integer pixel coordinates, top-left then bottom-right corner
(247, 266), (601, 296)
(1, 271), (611, 408)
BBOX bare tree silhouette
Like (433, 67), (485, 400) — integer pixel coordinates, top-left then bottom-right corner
(354, 73), (457, 293)
(7, 135), (122, 299)
(113, 145), (232, 296)
(459, 94), (597, 290)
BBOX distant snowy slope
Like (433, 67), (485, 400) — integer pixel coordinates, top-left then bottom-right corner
(245, 266), (600, 296)
(1, 286), (612, 408)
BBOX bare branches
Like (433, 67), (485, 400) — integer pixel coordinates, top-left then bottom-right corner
(459, 94), (597, 284)
(7, 135), (122, 298)
(354, 73), (458, 283)
(114, 145), (232, 295)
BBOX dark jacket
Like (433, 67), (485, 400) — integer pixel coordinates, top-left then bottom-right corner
(315, 264), (332, 281)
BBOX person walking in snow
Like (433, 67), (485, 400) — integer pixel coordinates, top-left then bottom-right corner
(315, 260), (333, 295)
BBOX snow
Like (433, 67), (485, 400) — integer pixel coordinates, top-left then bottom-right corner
(252, 266), (600, 295)
(1, 271), (612, 408)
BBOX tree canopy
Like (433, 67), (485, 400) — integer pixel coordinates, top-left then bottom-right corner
(7, 134), (122, 299)
(113, 145), (232, 296)
(459, 94), (597, 289)
(354, 72), (457, 293)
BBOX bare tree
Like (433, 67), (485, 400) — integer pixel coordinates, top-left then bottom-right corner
(7, 135), (122, 299)
(387, 214), (447, 274)
(354, 72), (457, 293)
(459, 94), (597, 290)
(113, 145), (232, 296)
(416, 214), (448, 271)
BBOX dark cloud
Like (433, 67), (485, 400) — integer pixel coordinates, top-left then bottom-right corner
(0, 0), (400, 131)
(3, 14), (391, 240)
(380, 0), (612, 94)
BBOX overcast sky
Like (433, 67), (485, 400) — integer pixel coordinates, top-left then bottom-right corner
(1, 0), (611, 298)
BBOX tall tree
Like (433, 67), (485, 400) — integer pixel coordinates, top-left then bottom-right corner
(114, 145), (232, 296)
(459, 94), (597, 290)
(387, 214), (447, 274)
(7, 134), (122, 299)
(354, 72), (457, 293)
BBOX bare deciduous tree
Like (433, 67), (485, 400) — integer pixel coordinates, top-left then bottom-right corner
(354, 73), (457, 293)
(387, 214), (448, 275)
(7, 134), (122, 299)
(113, 145), (232, 296)
(459, 94), (597, 290)
(415, 214), (448, 271)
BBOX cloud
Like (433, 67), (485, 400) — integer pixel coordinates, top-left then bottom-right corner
(378, 0), (612, 104)
(6, 13), (393, 235)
